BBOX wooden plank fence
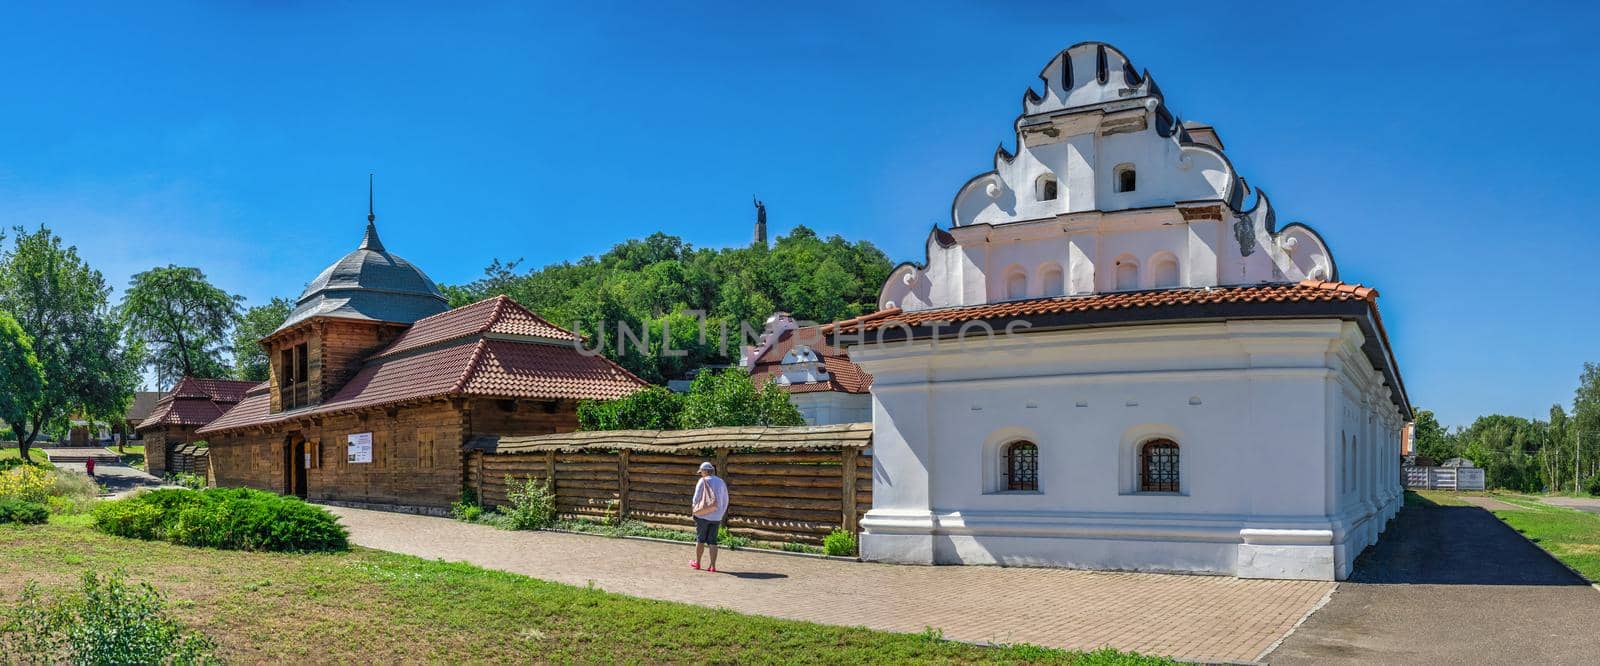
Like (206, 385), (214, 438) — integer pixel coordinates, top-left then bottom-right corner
(465, 424), (872, 545)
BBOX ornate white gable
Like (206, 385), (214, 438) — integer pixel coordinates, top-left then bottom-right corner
(880, 42), (1336, 313)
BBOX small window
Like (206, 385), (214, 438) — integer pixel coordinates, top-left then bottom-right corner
(1005, 271), (1028, 300)
(295, 343), (309, 382)
(1140, 439), (1179, 492)
(1005, 441), (1038, 491)
(1115, 164), (1137, 193)
(1040, 265), (1064, 297)
(1152, 255), (1179, 288)
(1036, 174), (1058, 201)
(1115, 260), (1139, 291)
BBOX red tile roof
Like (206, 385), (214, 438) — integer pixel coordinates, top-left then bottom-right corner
(135, 377), (264, 431)
(372, 294), (574, 360)
(198, 297), (647, 435)
(747, 327), (872, 395)
(825, 280), (1379, 334)
(823, 280), (1409, 417)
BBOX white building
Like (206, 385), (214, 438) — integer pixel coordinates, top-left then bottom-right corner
(829, 42), (1410, 581)
(742, 313), (872, 425)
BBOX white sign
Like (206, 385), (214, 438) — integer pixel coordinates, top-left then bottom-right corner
(347, 432), (373, 464)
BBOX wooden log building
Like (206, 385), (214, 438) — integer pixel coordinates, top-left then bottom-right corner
(135, 377), (258, 474)
(197, 219), (648, 509)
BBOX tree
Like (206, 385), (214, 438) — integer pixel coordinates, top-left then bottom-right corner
(1411, 409), (1454, 464)
(678, 368), (805, 429)
(120, 265), (241, 385)
(0, 226), (141, 462)
(0, 311), (44, 446)
(577, 386), (684, 430)
(232, 297), (293, 381)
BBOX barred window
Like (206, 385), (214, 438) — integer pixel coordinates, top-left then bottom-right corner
(1005, 441), (1038, 491)
(1139, 439), (1179, 492)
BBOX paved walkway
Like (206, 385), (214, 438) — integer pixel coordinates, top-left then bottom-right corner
(53, 462), (163, 497)
(1267, 499), (1600, 664)
(328, 506), (1331, 663)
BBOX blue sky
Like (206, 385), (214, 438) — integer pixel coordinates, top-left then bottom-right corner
(1, 2), (1596, 427)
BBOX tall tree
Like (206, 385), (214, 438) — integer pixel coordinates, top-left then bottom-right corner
(0, 225), (141, 462)
(1410, 409), (1453, 464)
(0, 311), (44, 445)
(232, 297), (293, 381)
(120, 265), (242, 384)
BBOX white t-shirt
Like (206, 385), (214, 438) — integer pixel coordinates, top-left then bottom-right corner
(692, 475), (730, 522)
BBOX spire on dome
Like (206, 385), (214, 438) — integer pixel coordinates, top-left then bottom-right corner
(360, 173), (386, 252)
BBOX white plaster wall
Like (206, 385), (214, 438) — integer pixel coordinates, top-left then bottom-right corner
(790, 391), (872, 426)
(850, 319), (1405, 580)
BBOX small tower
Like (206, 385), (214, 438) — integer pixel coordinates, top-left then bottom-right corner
(752, 197), (768, 247)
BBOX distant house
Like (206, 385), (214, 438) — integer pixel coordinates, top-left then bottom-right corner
(123, 391), (163, 439)
(136, 377), (259, 474)
(742, 313), (871, 425)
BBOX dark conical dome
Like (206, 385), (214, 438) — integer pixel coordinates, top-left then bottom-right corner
(273, 222), (450, 334)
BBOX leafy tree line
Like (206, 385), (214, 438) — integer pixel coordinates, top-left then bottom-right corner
(444, 226), (892, 384)
(1413, 361), (1600, 494)
(578, 369), (804, 431)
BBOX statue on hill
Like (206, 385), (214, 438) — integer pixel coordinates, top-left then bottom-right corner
(753, 197), (767, 248)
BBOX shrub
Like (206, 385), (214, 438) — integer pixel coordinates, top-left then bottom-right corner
(717, 525), (751, 550)
(823, 528), (857, 556)
(0, 498), (48, 525)
(93, 487), (348, 553)
(0, 464), (53, 503)
(451, 488), (482, 522)
(0, 570), (217, 664)
(503, 476), (556, 530)
(577, 386), (683, 431)
(164, 472), (206, 490)
(49, 471), (101, 513)
(1587, 475), (1600, 497)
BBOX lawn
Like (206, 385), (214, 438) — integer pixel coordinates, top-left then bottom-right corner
(0, 519), (1172, 664)
(118, 443), (146, 470)
(0, 447), (54, 469)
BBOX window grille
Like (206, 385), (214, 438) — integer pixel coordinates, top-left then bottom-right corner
(1140, 439), (1179, 492)
(1005, 441), (1038, 491)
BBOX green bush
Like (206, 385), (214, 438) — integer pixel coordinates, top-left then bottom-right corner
(823, 528), (857, 556)
(717, 525), (751, 550)
(0, 570), (217, 664)
(451, 488), (484, 522)
(577, 386), (683, 431)
(164, 472), (206, 490)
(0, 497), (48, 525)
(93, 487), (348, 553)
(1586, 475), (1600, 497)
(503, 476), (556, 530)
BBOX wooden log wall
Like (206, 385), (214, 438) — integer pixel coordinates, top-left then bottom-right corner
(467, 446), (873, 546)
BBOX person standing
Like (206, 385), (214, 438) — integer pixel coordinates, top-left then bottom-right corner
(690, 461), (729, 572)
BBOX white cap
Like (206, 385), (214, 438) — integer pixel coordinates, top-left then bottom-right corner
(699, 462), (715, 473)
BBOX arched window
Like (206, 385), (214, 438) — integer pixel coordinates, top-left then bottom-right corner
(1115, 259), (1139, 291)
(1005, 270), (1028, 300)
(1115, 164), (1137, 193)
(1151, 254), (1179, 288)
(1004, 441), (1038, 491)
(1036, 173), (1058, 201)
(1040, 265), (1064, 297)
(1139, 439), (1179, 492)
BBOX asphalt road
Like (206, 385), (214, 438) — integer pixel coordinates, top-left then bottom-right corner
(1266, 498), (1600, 664)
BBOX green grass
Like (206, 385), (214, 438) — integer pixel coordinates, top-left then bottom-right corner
(0, 520), (1175, 664)
(1407, 490), (1469, 507)
(117, 444), (146, 470)
(0, 447), (55, 470)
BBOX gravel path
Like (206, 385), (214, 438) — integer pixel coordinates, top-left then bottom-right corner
(327, 505), (1331, 663)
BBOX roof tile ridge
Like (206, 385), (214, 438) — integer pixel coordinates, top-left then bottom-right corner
(450, 338), (491, 395)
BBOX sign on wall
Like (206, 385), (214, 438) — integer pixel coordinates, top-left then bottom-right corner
(347, 432), (373, 464)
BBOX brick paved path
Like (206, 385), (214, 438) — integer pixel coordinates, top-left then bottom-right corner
(328, 506), (1331, 662)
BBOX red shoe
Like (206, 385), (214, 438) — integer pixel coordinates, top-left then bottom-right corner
(707, 566), (717, 573)
(689, 561), (701, 570)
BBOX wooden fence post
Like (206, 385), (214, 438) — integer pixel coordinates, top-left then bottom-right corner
(716, 448), (729, 530)
(617, 450), (631, 520)
(841, 447), (859, 534)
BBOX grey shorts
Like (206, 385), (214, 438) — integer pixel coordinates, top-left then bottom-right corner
(694, 517), (719, 544)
